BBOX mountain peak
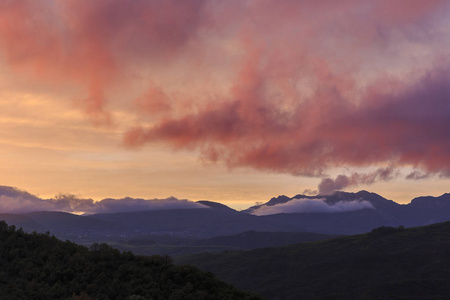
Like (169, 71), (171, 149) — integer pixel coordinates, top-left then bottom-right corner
(409, 193), (450, 206)
(196, 201), (236, 212)
(266, 195), (292, 206)
(242, 190), (403, 216)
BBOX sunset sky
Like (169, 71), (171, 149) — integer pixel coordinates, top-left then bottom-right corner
(0, 0), (449, 209)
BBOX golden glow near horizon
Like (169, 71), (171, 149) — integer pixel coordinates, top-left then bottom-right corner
(0, 84), (318, 208)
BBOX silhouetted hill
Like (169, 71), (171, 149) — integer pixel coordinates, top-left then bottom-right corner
(178, 221), (450, 299)
(0, 220), (261, 299)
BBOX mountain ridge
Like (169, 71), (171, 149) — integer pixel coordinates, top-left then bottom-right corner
(1, 185), (450, 242)
(1, 184), (448, 214)
(243, 190), (404, 215)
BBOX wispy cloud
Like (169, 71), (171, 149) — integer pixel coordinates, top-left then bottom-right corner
(318, 167), (398, 195)
(405, 170), (432, 180)
(303, 189), (318, 196)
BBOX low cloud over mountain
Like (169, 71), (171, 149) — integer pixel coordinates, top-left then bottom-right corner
(0, 186), (208, 214)
(251, 197), (374, 216)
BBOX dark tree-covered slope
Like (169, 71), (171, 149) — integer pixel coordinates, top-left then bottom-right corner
(0, 221), (261, 300)
(178, 221), (450, 300)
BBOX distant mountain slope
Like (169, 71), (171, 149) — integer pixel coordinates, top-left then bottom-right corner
(0, 213), (45, 232)
(89, 208), (297, 238)
(178, 221), (450, 300)
(194, 231), (337, 250)
(404, 193), (450, 226)
(110, 230), (338, 257)
(24, 211), (122, 237)
(259, 207), (399, 235)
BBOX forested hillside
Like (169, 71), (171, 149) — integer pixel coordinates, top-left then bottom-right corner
(0, 221), (261, 300)
(179, 222), (450, 299)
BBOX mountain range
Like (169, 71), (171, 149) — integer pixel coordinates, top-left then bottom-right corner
(1, 186), (450, 255)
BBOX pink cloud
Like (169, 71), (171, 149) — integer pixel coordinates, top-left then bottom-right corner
(121, 1), (450, 179)
(0, 0), (207, 124)
(125, 65), (450, 177)
(135, 86), (172, 116)
(1, 1), (449, 182)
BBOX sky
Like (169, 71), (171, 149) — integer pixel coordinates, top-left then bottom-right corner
(0, 0), (449, 210)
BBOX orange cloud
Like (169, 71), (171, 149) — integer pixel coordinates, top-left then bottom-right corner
(0, 0), (207, 124)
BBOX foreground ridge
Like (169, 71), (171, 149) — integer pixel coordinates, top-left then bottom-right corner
(179, 221), (450, 299)
(0, 221), (261, 300)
